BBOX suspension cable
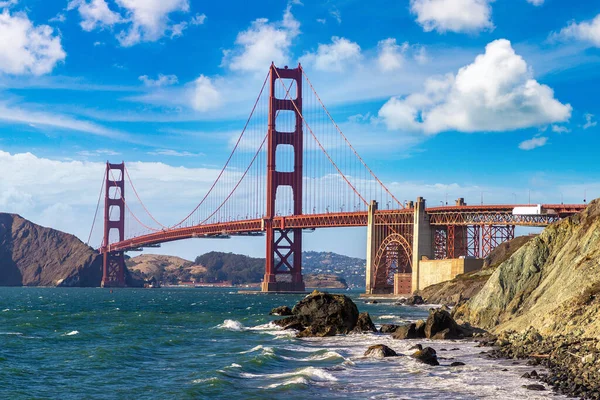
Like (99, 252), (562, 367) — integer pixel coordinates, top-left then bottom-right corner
(86, 169), (106, 246)
(124, 165), (167, 229)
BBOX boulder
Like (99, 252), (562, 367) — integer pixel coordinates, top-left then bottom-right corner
(353, 312), (377, 333)
(523, 384), (546, 391)
(405, 295), (425, 305)
(450, 361), (466, 367)
(392, 323), (421, 340)
(297, 325), (336, 338)
(269, 305), (293, 316)
(272, 316), (298, 328)
(425, 309), (463, 339)
(291, 291), (359, 336)
(380, 324), (400, 334)
(411, 347), (439, 366)
(364, 344), (398, 358)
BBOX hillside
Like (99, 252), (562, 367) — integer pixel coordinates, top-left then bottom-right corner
(0, 213), (102, 287)
(128, 251), (363, 287)
(454, 199), (600, 337)
(417, 235), (533, 305)
(126, 254), (206, 284)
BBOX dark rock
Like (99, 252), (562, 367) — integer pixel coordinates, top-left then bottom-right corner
(405, 295), (425, 305)
(364, 344), (397, 358)
(297, 325), (336, 338)
(269, 305), (292, 316)
(392, 323), (423, 340)
(409, 344), (423, 351)
(415, 320), (426, 337)
(425, 309), (462, 339)
(379, 324), (400, 334)
(530, 370), (538, 378)
(290, 291), (359, 337)
(353, 312), (377, 333)
(272, 316), (298, 327)
(522, 373), (531, 379)
(450, 361), (466, 367)
(282, 321), (304, 331)
(411, 346), (439, 366)
(432, 328), (455, 340)
(523, 384), (546, 391)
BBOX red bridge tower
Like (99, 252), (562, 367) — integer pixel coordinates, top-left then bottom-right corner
(101, 162), (126, 287)
(262, 64), (305, 292)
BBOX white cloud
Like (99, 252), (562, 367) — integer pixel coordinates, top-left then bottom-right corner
(526, 0), (544, 5)
(139, 74), (178, 87)
(0, 102), (126, 138)
(0, 0), (18, 7)
(551, 125), (570, 134)
(191, 13), (206, 25)
(519, 136), (547, 150)
(300, 36), (361, 72)
(554, 14), (600, 47)
(68, 0), (193, 46)
(410, 0), (494, 33)
(377, 38), (408, 72)
(223, 6), (300, 72)
(67, 0), (122, 31)
(147, 149), (203, 157)
(414, 46), (429, 64)
(316, 18), (326, 24)
(378, 39), (572, 135)
(49, 13), (67, 23)
(0, 10), (66, 75)
(583, 113), (597, 130)
(189, 75), (222, 112)
(330, 7), (341, 24)
(77, 149), (120, 157)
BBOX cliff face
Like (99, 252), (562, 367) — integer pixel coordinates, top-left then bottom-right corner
(417, 235), (533, 305)
(0, 213), (102, 287)
(454, 200), (600, 338)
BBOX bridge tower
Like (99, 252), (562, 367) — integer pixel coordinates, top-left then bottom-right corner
(101, 162), (126, 288)
(262, 64), (305, 293)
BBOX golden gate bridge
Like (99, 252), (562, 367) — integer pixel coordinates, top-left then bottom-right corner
(88, 64), (586, 293)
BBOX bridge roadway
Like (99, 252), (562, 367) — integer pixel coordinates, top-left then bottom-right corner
(104, 204), (586, 253)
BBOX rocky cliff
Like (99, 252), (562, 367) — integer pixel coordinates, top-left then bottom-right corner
(0, 213), (102, 287)
(454, 200), (600, 338)
(304, 274), (348, 289)
(417, 235), (533, 305)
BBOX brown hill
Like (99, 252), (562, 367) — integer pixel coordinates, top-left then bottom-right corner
(304, 274), (348, 289)
(0, 213), (103, 287)
(126, 254), (206, 284)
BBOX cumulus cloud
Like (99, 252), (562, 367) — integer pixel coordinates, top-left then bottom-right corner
(223, 6), (300, 72)
(300, 36), (361, 72)
(583, 113), (597, 130)
(189, 75), (222, 112)
(553, 13), (600, 47)
(67, 0), (122, 31)
(0, 0), (18, 7)
(519, 136), (547, 150)
(410, 0), (494, 33)
(68, 0), (195, 46)
(139, 74), (178, 87)
(0, 10), (66, 75)
(551, 125), (570, 134)
(378, 39), (572, 135)
(377, 38), (408, 72)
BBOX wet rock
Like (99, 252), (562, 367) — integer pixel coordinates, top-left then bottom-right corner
(353, 312), (377, 333)
(297, 325), (336, 338)
(405, 295), (425, 306)
(523, 384), (546, 391)
(364, 300), (379, 304)
(272, 316), (298, 328)
(282, 321), (304, 331)
(269, 305), (292, 316)
(409, 344), (423, 351)
(411, 346), (439, 366)
(521, 372), (531, 379)
(450, 361), (466, 367)
(379, 324), (400, 334)
(392, 323), (423, 340)
(364, 344), (398, 358)
(425, 309), (463, 339)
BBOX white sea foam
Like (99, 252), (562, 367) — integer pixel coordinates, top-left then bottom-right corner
(378, 315), (397, 319)
(241, 366), (338, 383)
(2, 308), (10, 312)
(263, 376), (309, 389)
(63, 330), (79, 336)
(0, 332), (23, 335)
(216, 319), (244, 331)
(191, 377), (220, 384)
(281, 351), (345, 362)
(239, 345), (274, 356)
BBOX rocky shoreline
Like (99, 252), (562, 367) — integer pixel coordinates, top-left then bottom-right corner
(477, 329), (600, 399)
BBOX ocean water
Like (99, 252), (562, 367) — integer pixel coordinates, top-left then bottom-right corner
(0, 287), (563, 400)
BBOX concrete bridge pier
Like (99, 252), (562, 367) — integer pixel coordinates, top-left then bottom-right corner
(411, 197), (433, 293)
(365, 200), (378, 295)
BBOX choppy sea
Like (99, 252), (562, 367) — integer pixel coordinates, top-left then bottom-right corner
(0, 287), (563, 399)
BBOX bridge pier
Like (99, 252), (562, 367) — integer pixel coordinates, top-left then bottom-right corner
(365, 200), (378, 294)
(411, 197), (433, 293)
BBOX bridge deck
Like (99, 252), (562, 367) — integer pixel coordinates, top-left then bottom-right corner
(104, 204), (586, 253)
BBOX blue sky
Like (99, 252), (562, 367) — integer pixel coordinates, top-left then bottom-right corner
(1, 0), (599, 259)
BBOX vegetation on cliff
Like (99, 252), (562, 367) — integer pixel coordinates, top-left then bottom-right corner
(454, 199), (600, 337)
(417, 235), (533, 305)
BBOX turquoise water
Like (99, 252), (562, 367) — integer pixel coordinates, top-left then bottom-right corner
(0, 287), (563, 399)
